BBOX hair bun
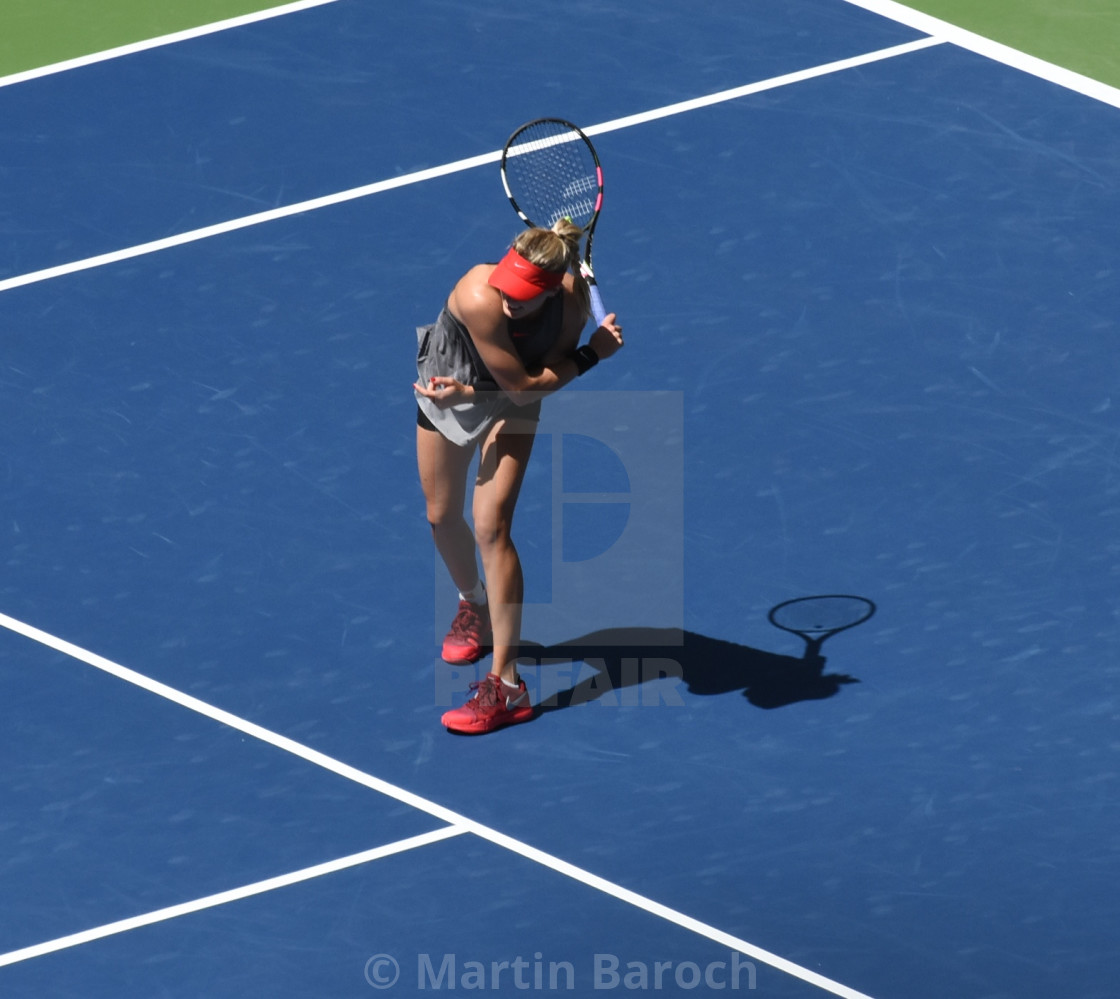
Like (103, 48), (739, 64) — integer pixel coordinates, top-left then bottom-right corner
(550, 218), (583, 268)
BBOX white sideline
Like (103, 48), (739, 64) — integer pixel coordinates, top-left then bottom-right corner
(840, 0), (1120, 109)
(0, 611), (877, 999)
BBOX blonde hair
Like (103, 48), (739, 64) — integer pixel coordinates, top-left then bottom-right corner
(511, 219), (591, 320)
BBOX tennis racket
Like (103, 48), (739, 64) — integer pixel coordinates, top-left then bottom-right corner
(767, 595), (876, 661)
(500, 118), (608, 328)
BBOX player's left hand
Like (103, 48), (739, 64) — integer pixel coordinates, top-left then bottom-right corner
(414, 376), (474, 408)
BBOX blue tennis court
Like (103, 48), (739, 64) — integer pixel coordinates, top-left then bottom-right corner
(2, 1), (1118, 996)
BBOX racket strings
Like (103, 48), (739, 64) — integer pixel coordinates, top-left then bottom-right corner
(504, 124), (600, 230)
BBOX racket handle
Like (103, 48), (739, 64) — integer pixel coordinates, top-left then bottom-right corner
(589, 286), (608, 328)
(583, 270), (608, 328)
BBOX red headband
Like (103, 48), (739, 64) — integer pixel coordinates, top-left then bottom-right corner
(488, 248), (565, 301)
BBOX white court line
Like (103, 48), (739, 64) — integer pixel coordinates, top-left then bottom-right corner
(0, 0), (342, 90)
(0, 826), (468, 969)
(583, 36), (942, 137)
(0, 148), (504, 295)
(0, 611), (876, 999)
(841, 0), (1120, 109)
(0, 37), (940, 297)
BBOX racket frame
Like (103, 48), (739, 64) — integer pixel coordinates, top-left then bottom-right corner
(767, 595), (876, 646)
(499, 117), (608, 326)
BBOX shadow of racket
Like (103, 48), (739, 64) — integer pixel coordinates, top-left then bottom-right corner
(767, 594), (876, 669)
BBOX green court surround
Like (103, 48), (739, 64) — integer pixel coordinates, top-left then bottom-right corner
(2, 1), (1118, 92)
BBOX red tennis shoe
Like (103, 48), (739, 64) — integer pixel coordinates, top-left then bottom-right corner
(441, 674), (533, 734)
(441, 600), (491, 665)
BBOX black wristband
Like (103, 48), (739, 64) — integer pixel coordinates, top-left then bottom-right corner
(573, 344), (599, 376)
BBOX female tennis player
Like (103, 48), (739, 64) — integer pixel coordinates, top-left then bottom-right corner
(414, 219), (624, 734)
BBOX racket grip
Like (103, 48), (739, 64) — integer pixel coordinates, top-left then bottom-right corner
(587, 281), (608, 328)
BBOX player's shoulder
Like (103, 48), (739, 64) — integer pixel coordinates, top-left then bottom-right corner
(452, 263), (494, 300)
(450, 265), (504, 330)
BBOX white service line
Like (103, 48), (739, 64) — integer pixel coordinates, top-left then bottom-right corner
(0, 826), (469, 969)
(0, 0), (342, 89)
(840, 0), (1120, 109)
(0, 611), (876, 999)
(0, 37), (941, 297)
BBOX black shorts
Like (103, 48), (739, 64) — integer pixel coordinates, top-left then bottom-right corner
(416, 404), (438, 433)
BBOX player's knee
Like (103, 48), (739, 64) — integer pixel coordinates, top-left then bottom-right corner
(427, 505), (464, 534)
(472, 511), (513, 551)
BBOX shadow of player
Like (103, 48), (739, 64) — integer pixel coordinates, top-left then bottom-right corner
(520, 627), (859, 713)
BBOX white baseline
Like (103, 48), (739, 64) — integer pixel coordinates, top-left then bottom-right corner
(0, 0), (342, 90)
